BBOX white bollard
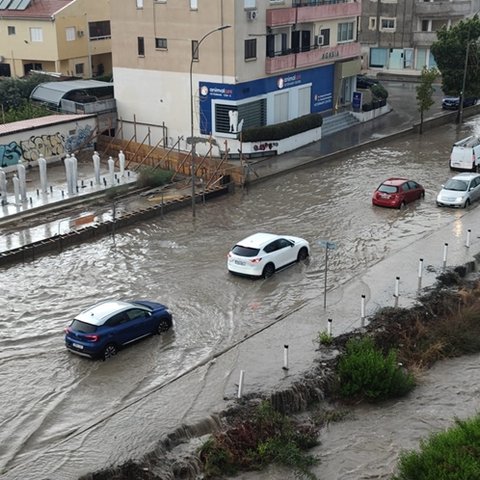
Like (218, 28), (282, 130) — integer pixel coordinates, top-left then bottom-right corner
(418, 258), (424, 290)
(237, 370), (245, 399)
(394, 276), (400, 297)
(361, 295), (366, 327)
(93, 151), (101, 186)
(119, 150), (126, 178)
(466, 229), (471, 248)
(108, 157), (115, 187)
(283, 345), (289, 371)
(327, 318), (332, 337)
(443, 243), (448, 269)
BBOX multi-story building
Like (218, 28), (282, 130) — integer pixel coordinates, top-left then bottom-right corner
(111, 0), (362, 154)
(0, 0), (112, 79)
(359, 0), (477, 73)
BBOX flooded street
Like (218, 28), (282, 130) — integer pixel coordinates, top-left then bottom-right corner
(2, 119), (480, 478)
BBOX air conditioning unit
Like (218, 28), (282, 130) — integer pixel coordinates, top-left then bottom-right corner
(0, 56), (4, 63)
(77, 30), (84, 37)
(316, 35), (324, 46)
(247, 9), (257, 21)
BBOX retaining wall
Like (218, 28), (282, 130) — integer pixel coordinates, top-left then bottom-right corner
(0, 186), (230, 268)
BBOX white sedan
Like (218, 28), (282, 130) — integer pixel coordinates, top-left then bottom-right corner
(227, 232), (310, 278)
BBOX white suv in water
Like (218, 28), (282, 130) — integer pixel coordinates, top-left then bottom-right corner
(227, 232), (310, 278)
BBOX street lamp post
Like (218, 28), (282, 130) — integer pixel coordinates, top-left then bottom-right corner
(189, 24), (231, 217)
(458, 36), (471, 125)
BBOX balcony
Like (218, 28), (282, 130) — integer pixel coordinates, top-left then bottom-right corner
(267, 1), (361, 27)
(413, 31), (437, 45)
(414, 0), (471, 16)
(266, 42), (361, 74)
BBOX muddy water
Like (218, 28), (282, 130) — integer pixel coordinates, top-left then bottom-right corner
(1, 120), (479, 478)
(235, 353), (480, 480)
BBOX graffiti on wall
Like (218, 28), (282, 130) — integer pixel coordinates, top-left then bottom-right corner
(21, 133), (66, 162)
(65, 124), (93, 153)
(0, 132), (66, 167)
(0, 141), (23, 167)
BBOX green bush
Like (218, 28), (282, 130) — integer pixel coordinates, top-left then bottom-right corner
(337, 337), (415, 402)
(392, 414), (480, 480)
(371, 83), (389, 100)
(241, 113), (323, 142)
(136, 167), (173, 188)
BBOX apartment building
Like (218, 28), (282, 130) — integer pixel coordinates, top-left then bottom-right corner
(359, 0), (478, 72)
(0, 0), (112, 79)
(111, 0), (361, 153)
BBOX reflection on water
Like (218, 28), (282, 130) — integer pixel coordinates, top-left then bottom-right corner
(0, 123), (479, 476)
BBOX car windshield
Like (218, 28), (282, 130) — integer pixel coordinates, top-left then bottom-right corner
(231, 245), (260, 257)
(378, 184), (398, 194)
(70, 319), (97, 333)
(444, 179), (468, 191)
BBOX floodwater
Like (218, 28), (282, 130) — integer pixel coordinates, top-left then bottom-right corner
(1, 120), (480, 479)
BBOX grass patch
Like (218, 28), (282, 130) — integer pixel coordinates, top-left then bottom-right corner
(337, 337), (415, 402)
(316, 330), (333, 346)
(136, 167), (173, 188)
(392, 414), (480, 480)
(198, 401), (319, 479)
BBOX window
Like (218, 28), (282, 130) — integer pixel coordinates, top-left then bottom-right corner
(214, 99), (266, 134)
(75, 63), (84, 75)
(66, 27), (76, 41)
(30, 27), (43, 42)
(192, 40), (199, 61)
(155, 37), (167, 49)
(380, 18), (396, 30)
(320, 28), (330, 46)
(138, 36), (145, 56)
(369, 17), (377, 30)
(421, 20), (430, 31)
(88, 20), (111, 39)
(245, 38), (257, 60)
(136, 0), (143, 7)
(190, 0), (198, 9)
(7, 26), (15, 35)
(337, 22), (354, 42)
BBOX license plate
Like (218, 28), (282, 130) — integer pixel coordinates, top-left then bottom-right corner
(72, 343), (84, 350)
(234, 260), (246, 266)
(380, 193), (390, 199)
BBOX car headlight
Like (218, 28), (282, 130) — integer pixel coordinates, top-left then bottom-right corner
(456, 196), (464, 202)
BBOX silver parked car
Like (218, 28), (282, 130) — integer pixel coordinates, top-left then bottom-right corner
(436, 172), (480, 208)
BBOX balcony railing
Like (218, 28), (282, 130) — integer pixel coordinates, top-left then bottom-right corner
(413, 31), (438, 45)
(267, 1), (361, 27)
(414, 0), (470, 16)
(266, 41), (360, 74)
(60, 98), (116, 115)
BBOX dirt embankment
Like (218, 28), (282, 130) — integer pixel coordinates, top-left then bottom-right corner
(81, 260), (480, 480)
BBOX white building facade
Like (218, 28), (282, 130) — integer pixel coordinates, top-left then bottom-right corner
(111, 0), (362, 155)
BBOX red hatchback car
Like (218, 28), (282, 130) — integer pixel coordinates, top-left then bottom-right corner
(372, 178), (425, 208)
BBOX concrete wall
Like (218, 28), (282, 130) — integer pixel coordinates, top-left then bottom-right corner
(0, 116), (97, 171)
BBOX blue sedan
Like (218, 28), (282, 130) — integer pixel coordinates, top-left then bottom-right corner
(64, 300), (173, 360)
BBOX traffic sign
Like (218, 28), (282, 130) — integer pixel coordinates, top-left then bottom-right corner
(317, 239), (336, 250)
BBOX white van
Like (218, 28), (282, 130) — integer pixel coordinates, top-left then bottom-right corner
(450, 136), (480, 171)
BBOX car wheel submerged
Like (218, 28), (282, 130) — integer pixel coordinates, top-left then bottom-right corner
(399, 201), (407, 210)
(464, 199), (471, 208)
(157, 318), (171, 334)
(297, 247), (309, 262)
(262, 263), (275, 279)
(103, 343), (117, 361)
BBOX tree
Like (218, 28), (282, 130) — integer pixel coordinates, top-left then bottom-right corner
(431, 16), (480, 97)
(416, 67), (438, 134)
